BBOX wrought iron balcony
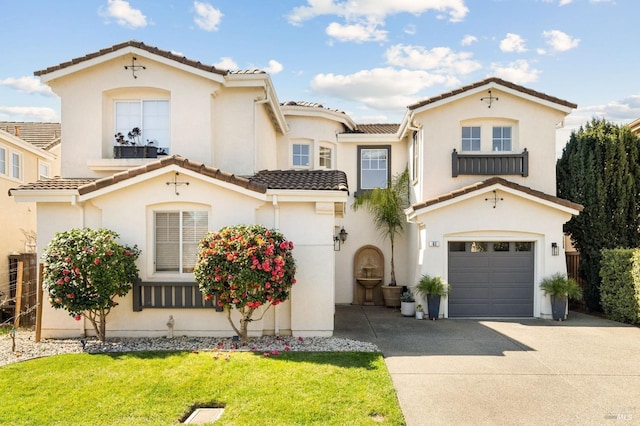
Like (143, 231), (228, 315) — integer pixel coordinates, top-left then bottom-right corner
(452, 148), (528, 177)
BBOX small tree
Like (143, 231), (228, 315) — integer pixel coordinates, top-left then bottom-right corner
(42, 228), (140, 341)
(352, 168), (410, 285)
(194, 224), (296, 343)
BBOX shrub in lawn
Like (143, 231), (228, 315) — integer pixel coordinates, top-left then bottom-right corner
(194, 224), (296, 343)
(600, 248), (640, 323)
(42, 228), (140, 341)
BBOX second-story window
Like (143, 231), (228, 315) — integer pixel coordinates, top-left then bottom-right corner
(461, 126), (481, 151)
(358, 146), (391, 194)
(319, 146), (332, 168)
(39, 162), (50, 180)
(0, 146), (5, 175)
(11, 152), (21, 180)
(412, 131), (419, 181)
(492, 126), (512, 151)
(292, 143), (310, 167)
(115, 100), (170, 154)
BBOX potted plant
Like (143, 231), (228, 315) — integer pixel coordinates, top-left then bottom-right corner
(415, 274), (450, 320)
(400, 291), (415, 317)
(540, 273), (582, 321)
(114, 127), (158, 159)
(353, 168), (410, 308)
(415, 304), (424, 320)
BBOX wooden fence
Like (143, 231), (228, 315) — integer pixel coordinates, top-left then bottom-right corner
(566, 252), (586, 311)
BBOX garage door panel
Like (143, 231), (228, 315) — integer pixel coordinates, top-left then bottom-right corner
(448, 241), (534, 317)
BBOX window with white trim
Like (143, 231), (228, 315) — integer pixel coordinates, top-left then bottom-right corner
(39, 162), (50, 180)
(319, 146), (332, 168)
(357, 145), (390, 194)
(115, 100), (170, 153)
(411, 131), (419, 181)
(292, 143), (310, 167)
(154, 211), (208, 273)
(11, 152), (21, 180)
(462, 126), (481, 151)
(492, 126), (512, 151)
(0, 146), (5, 175)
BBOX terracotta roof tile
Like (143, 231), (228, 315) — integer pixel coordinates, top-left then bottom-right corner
(411, 177), (583, 212)
(34, 40), (228, 77)
(0, 121), (61, 149)
(250, 169), (349, 192)
(9, 156), (349, 196)
(345, 124), (400, 134)
(408, 77), (577, 111)
(281, 101), (347, 115)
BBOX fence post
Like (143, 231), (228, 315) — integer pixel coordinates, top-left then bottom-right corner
(14, 261), (23, 328)
(35, 263), (44, 343)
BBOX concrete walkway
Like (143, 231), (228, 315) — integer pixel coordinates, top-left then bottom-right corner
(334, 305), (640, 425)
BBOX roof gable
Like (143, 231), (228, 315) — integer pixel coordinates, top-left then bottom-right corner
(408, 77), (577, 113)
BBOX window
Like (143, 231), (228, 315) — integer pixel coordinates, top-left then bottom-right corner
(492, 126), (512, 151)
(319, 146), (332, 168)
(292, 143), (310, 167)
(155, 211), (208, 273)
(462, 126), (481, 151)
(115, 100), (170, 153)
(411, 131), (419, 181)
(39, 162), (50, 180)
(11, 152), (21, 179)
(0, 147), (5, 175)
(358, 146), (390, 193)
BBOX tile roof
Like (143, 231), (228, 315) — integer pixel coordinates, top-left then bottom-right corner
(281, 101), (347, 115)
(9, 156), (349, 196)
(408, 77), (577, 111)
(411, 176), (583, 212)
(34, 40), (229, 77)
(345, 124), (400, 134)
(0, 121), (61, 149)
(250, 169), (349, 192)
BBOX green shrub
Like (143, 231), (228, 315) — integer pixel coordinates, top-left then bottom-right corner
(599, 248), (640, 323)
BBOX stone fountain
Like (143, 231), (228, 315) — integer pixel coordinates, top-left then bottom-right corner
(352, 245), (384, 305)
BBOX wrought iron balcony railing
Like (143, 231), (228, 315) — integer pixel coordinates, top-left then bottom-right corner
(452, 148), (528, 177)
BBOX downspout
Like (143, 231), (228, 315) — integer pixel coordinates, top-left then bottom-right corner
(254, 90), (270, 173)
(71, 195), (86, 228)
(272, 194), (281, 334)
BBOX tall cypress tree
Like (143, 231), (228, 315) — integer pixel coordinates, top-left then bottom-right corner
(557, 118), (640, 311)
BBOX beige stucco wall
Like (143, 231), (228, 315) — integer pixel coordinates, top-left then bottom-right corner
(35, 169), (340, 338)
(411, 187), (574, 319)
(413, 88), (567, 200)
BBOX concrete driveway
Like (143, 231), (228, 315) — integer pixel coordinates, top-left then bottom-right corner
(334, 305), (640, 425)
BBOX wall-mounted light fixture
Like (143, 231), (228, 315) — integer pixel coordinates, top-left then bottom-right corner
(333, 227), (348, 251)
(551, 242), (559, 256)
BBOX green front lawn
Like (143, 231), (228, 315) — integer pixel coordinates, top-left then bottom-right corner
(0, 351), (404, 425)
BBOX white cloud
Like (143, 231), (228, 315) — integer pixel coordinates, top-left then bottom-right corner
(0, 76), (56, 97)
(542, 30), (580, 53)
(0, 106), (59, 122)
(264, 60), (284, 74)
(500, 33), (527, 53)
(310, 67), (456, 110)
(461, 35), (477, 46)
(490, 60), (541, 84)
(214, 57), (238, 70)
(98, 0), (147, 29)
(385, 44), (481, 75)
(404, 24), (417, 35)
(193, 1), (223, 31)
(326, 21), (387, 42)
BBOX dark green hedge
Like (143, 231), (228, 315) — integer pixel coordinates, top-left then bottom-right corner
(599, 248), (640, 323)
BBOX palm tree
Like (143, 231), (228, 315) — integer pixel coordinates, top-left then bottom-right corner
(353, 167), (410, 286)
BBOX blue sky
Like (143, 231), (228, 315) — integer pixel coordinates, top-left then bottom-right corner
(1, 0), (639, 148)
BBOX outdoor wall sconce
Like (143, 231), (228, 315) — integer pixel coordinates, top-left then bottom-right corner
(333, 227), (348, 251)
(551, 242), (559, 256)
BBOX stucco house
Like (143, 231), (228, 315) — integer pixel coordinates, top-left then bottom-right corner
(9, 41), (581, 339)
(1, 123), (59, 322)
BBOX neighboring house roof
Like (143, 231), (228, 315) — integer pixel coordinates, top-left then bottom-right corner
(629, 117), (640, 135)
(34, 40), (228, 78)
(411, 176), (583, 213)
(0, 121), (61, 149)
(9, 155), (349, 196)
(408, 77), (578, 111)
(281, 101), (345, 115)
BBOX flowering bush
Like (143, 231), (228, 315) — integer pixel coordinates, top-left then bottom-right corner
(194, 224), (296, 343)
(41, 228), (140, 341)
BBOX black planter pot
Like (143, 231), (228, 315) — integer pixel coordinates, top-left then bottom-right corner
(114, 145), (158, 159)
(550, 295), (567, 321)
(427, 295), (441, 320)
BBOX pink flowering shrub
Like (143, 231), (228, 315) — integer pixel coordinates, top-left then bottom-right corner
(194, 224), (296, 343)
(42, 228), (140, 341)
